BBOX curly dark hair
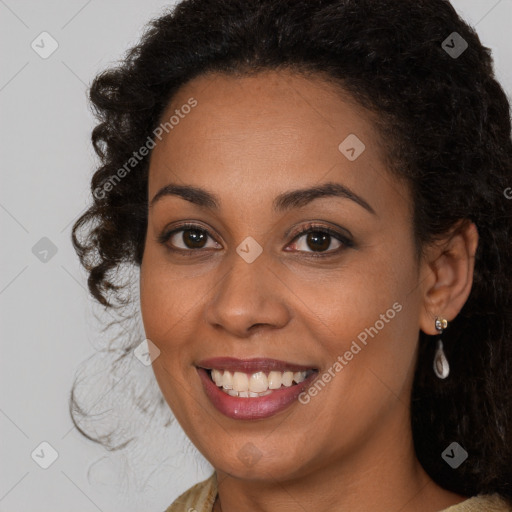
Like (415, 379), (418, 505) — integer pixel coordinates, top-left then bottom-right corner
(71, 0), (512, 501)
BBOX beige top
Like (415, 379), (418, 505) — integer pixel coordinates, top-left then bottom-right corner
(165, 472), (512, 511)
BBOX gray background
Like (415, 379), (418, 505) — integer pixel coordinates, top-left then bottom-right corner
(1, 1), (511, 511)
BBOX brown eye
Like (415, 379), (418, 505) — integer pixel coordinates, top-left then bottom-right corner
(305, 231), (333, 252)
(291, 224), (354, 257)
(177, 228), (208, 249)
(290, 228), (344, 254)
(158, 223), (221, 252)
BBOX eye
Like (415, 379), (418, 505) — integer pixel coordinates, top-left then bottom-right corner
(158, 223), (221, 252)
(286, 223), (352, 257)
(158, 221), (353, 257)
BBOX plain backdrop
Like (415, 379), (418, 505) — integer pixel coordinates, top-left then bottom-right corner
(1, 1), (511, 511)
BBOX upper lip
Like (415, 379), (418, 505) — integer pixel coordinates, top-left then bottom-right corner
(196, 357), (317, 374)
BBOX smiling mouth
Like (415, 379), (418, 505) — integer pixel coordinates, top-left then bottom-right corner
(205, 368), (317, 397)
(196, 357), (319, 419)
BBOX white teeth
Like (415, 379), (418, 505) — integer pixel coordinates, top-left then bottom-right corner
(232, 372), (249, 392)
(212, 369), (223, 386)
(293, 371), (307, 384)
(282, 371), (293, 387)
(249, 371), (268, 392)
(222, 371), (233, 390)
(209, 368), (312, 397)
(268, 371), (282, 389)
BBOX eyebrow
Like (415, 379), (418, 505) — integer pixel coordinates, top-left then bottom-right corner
(150, 181), (376, 215)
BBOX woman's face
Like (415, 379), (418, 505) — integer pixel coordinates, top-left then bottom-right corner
(140, 69), (427, 480)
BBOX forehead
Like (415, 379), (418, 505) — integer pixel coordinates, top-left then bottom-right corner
(147, 69), (409, 219)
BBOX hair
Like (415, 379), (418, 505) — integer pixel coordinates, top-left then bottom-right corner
(71, 0), (512, 501)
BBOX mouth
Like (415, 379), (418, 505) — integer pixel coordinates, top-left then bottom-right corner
(196, 357), (319, 420)
(204, 367), (317, 397)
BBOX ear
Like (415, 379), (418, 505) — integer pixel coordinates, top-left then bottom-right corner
(419, 219), (479, 335)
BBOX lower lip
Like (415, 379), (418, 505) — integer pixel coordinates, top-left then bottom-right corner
(197, 367), (318, 420)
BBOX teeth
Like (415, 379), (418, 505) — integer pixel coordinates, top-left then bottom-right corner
(249, 371), (268, 392)
(212, 369), (223, 386)
(268, 371), (282, 389)
(293, 371), (305, 384)
(232, 372), (249, 392)
(222, 371), (233, 390)
(208, 368), (311, 397)
(282, 371), (293, 387)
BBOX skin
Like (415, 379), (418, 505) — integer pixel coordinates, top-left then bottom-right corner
(139, 69), (479, 512)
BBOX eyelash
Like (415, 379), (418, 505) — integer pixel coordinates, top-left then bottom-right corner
(157, 222), (354, 259)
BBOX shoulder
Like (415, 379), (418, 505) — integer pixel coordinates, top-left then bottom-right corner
(440, 493), (512, 512)
(164, 472), (218, 512)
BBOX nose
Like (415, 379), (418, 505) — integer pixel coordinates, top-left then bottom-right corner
(204, 247), (291, 338)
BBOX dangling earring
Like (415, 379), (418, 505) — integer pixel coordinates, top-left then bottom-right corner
(433, 317), (449, 379)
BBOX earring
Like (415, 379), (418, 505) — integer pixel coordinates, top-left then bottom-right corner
(433, 317), (449, 379)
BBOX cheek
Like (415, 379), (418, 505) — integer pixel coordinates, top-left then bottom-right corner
(280, 245), (411, 332)
(139, 232), (220, 326)
(284, 240), (420, 386)
(140, 276), (192, 351)
(139, 248), (190, 350)
(139, 254), (201, 416)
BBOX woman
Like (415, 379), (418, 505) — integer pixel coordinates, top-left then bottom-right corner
(72, 0), (512, 510)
